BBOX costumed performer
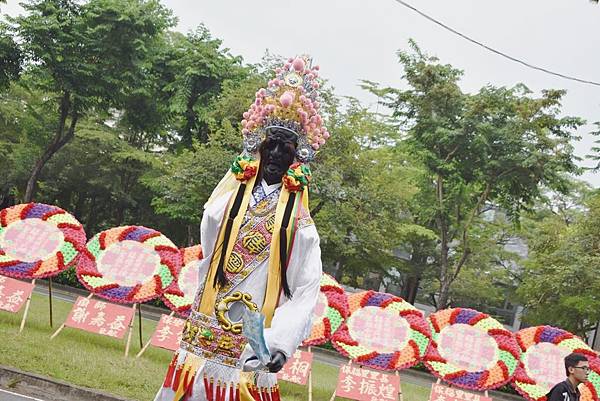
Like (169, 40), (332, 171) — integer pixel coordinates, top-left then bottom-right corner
(154, 54), (329, 401)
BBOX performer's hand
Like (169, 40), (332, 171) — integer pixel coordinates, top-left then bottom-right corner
(266, 351), (287, 373)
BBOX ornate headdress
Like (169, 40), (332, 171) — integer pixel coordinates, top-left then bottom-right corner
(241, 55), (330, 163)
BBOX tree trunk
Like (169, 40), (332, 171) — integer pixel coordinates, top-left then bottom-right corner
(0, 186), (15, 209)
(333, 261), (343, 282)
(310, 200), (325, 218)
(85, 195), (97, 234)
(437, 279), (452, 310)
(73, 191), (86, 220)
(187, 224), (194, 246)
(24, 92), (77, 202)
(402, 274), (421, 305)
(436, 174), (451, 311)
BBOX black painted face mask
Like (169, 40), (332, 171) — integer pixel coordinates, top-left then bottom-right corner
(259, 128), (298, 186)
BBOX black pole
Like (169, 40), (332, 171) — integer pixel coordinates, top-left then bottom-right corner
(138, 304), (143, 348)
(48, 277), (53, 327)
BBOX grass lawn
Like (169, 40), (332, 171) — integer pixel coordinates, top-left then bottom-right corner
(0, 292), (430, 401)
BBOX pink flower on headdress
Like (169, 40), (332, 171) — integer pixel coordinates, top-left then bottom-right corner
(279, 91), (295, 108)
(292, 57), (305, 72)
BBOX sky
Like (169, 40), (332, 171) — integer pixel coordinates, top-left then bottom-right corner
(3, 0), (600, 185)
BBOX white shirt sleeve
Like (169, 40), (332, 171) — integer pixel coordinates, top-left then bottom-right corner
(263, 225), (322, 358)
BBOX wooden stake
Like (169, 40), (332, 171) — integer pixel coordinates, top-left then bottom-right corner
(48, 277), (53, 327)
(124, 303), (137, 357)
(49, 323), (65, 340)
(396, 371), (403, 401)
(19, 279), (36, 333)
(50, 292), (94, 339)
(308, 346), (313, 401)
(136, 311), (174, 358)
(138, 303), (143, 348)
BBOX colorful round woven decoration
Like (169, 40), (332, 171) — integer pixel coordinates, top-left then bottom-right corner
(0, 203), (86, 279)
(161, 245), (204, 317)
(424, 308), (521, 391)
(76, 226), (181, 304)
(581, 356), (600, 401)
(331, 290), (431, 371)
(512, 326), (597, 401)
(302, 273), (349, 346)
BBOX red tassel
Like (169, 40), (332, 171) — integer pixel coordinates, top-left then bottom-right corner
(204, 376), (214, 401)
(203, 375), (210, 399)
(229, 383), (234, 401)
(235, 385), (240, 401)
(184, 374), (195, 401)
(249, 385), (259, 401)
(188, 373), (196, 396)
(172, 366), (183, 391)
(220, 382), (227, 401)
(272, 385), (281, 401)
(163, 358), (176, 388)
(182, 369), (190, 393)
(215, 381), (221, 401)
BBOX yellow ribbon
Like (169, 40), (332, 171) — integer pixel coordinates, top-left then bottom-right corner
(198, 164), (309, 327)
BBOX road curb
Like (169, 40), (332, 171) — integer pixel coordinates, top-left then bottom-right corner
(0, 365), (134, 401)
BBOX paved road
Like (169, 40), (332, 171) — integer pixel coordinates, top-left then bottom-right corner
(0, 389), (46, 401)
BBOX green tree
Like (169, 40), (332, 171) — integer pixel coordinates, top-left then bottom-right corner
(0, 21), (21, 90)
(310, 99), (428, 288)
(517, 191), (600, 336)
(142, 127), (240, 245)
(161, 27), (245, 148)
(0, 83), (52, 206)
(10, 0), (174, 202)
(366, 41), (583, 309)
(141, 67), (265, 244)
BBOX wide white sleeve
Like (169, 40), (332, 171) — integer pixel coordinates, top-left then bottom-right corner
(197, 190), (232, 285)
(263, 225), (322, 358)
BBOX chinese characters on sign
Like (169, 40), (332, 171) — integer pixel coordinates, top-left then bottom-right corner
(429, 383), (492, 401)
(524, 342), (570, 390)
(0, 219), (64, 262)
(335, 363), (400, 401)
(437, 324), (498, 372)
(65, 296), (134, 339)
(150, 314), (185, 351)
(277, 350), (313, 385)
(96, 241), (160, 287)
(0, 275), (34, 313)
(347, 306), (410, 353)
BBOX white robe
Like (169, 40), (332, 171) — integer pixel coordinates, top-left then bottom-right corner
(154, 182), (322, 401)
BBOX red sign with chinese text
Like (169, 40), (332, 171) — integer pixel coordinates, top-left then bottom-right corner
(277, 350), (313, 385)
(150, 314), (185, 351)
(65, 296), (134, 339)
(335, 363), (400, 401)
(0, 275), (34, 313)
(429, 383), (493, 401)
